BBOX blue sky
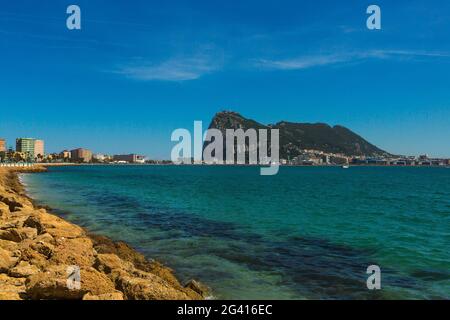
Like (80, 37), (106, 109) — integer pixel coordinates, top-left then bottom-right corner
(1, 0), (449, 158)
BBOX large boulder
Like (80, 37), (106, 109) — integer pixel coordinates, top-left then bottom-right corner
(0, 274), (26, 300)
(0, 227), (37, 242)
(0, 247), (18, 272)
(49, 237), (95, 268)
(91, 235), (152, 272)
(0, 239), (19, 252)
(0, 202), (10, 220)
(19, 244), (50, 270)
(91, 235), (184, 286)
(19, 227), (38, 240)
(39, 213), (85, 239)
(115, 271), (194, 300)
(82, 292), (124, 300)
(23, 215), (46, 235)
(146, 261), (183, 288)
(0, 220), (23, 230)
(26, 265), (117, 300)
(0, 229), (22, 242)
(9, 261), (39, 278)
(94, 253), (134, 275)
(31, 240), (55, 259)
(184, 280), (209, 298)
(0, 195), (23, 212)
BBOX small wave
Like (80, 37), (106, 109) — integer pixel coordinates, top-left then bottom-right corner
(18, 173), (27, 186)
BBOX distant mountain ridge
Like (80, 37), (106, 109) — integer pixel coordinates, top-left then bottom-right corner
(206, 111), (390, 159)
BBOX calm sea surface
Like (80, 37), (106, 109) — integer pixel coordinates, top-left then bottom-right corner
(22, 165), (450, 299)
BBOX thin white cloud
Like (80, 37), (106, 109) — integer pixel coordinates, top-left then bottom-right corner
(116, 55), (221, 81)
(254, 49), (450, 70)
(370, 49), (450, 58)
(255, 55), (349, 70)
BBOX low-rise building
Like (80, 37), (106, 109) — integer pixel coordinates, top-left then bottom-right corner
(60, 150), (71, 160)
(92, 154), (105, 161)
(113, 154), (145, 163)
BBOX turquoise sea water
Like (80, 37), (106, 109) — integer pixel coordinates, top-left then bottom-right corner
(22, 165), (449, 299)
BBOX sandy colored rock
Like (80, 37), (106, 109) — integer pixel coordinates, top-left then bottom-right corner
(35, 232), (55, 245)
(0, 291), (22, 300)
(0, 227), (37, 242)
(0, 228), (22, 242)
(23, 215), (46, 235)
(18, 227), (38, 240)
(26, 265), (116, 300)
(91, 235), (187, 288)
(0, 247), (18, 272)
(0, 202), (9, 218)
(184, 279), (209, 298)
(0, 220), (22, 230)
(40, 214), (85, 239)
(82, 292), (124, 300)
(91, 235), (152, 271)
(31, 241), (55, 259)
(94, 253), (134, 274)
(0, 195), (23, 212)
(116, 272), (192, 300)
(0, 239), (19, 252)
(0, 274), (26, 300)
(147, 261), (183, 288)
(9, 261), (40, 278)
(50, 237), (95, 267)
(18, 245), (50, 270)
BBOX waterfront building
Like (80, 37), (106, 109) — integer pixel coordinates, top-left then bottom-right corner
(113, 154), (145, 163)
(59, 150), (71, 159)
(16, 138), (45, 159)
(93, 154), (112, 162)
(34, 140), (45, 157)
(70, 148), (93, 163)
(16, 138), (35, 159)
(0, 139), (5, 153)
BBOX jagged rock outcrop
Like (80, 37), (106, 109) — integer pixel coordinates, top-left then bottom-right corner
(0, 167), (208, 300)
(206, 111), (390, 158)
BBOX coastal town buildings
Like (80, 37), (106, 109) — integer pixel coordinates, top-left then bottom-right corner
(15, 138), (45, 159)
(280, 149), (450, 167)
(70, 148), (93, 163)
(1, 136), (449, 166)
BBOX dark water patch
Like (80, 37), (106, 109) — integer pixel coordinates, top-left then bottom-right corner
(410, 269), (450, 282)
(210, 236), (419, 299)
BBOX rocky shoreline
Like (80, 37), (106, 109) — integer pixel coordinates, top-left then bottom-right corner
(0, 166), (207, 300)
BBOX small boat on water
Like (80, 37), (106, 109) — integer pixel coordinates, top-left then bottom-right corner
(342, 165), (350, 169)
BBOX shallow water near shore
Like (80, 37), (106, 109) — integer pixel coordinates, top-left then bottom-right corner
(22, 165), (450, 299)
